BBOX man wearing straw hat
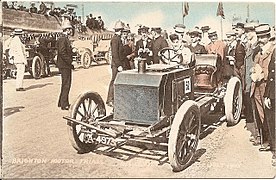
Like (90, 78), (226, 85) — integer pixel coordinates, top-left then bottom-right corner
(250, 24), (275, 150)
(9, 29), (27, 91)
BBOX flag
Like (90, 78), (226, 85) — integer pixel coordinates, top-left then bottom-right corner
(183, 2), (189, 17)
(216, 2), (225, 19)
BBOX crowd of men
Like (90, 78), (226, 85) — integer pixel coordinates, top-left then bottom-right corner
(2, 1), (105, 34)
(106, 20), (276, 166)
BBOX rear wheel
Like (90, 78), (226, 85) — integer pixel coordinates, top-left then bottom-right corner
(81, 51), (91, 69)
(31, 56), (42, 79)
(168, 100), (201, 172)
(67, 91), (106, 153)
(224, 77), (242, 126)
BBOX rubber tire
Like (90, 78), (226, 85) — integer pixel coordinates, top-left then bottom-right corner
(67, 91), (106, 153)
(32, 56), (42, 79)
(168, 100), (201, 172)
(224, 76), (242, 126)
(81, 51), (91, 69)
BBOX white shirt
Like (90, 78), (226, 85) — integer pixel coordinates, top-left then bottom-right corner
(9, 36), (27, 64)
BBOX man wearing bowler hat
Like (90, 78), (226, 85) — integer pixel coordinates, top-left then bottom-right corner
(151, 27), (169, 64)
(250, 24), (275, 150)
(135, 26), (153, 65)
(9, 29), (27, 91)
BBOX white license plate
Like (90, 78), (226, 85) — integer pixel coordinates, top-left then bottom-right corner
(95, 135), (116, 146)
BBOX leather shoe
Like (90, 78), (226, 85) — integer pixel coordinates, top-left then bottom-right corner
(259, 146), (271, 152)
(61, 105), (70, 110)
(16, 88), (25, 91)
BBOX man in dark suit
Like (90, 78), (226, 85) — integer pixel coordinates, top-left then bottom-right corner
(234, 23), (246, 89)
(263, 46), (275, 163)
(223, 31), (237, 80)
(56, 24), (74, 110)
(151, 27), (168, 64)
(106, 20), (124, 107)
(135, 26), (153, 65)
(188, 28), (207, 54)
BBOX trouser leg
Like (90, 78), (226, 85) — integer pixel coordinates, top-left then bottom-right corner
(106, 66), (118, 104)
(244, 92), (256, 136)
(58, 68), (72, 108)
(15, 63), (25, 89)
(265, 100), (275, 151)
(254, 85), (269, 144)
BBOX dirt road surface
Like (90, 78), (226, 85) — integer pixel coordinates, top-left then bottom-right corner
(2, 64), (276, 178)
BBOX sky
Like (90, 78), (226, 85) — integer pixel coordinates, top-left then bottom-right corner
(12, 1), (276, 39)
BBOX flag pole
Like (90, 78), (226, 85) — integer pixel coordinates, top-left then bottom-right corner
(182, 2), (184, 24)
(220, 16), (223, 40)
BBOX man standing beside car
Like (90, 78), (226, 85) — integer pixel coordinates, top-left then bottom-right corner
(106, 20), (124, 107)
(56, 24), (74, 110)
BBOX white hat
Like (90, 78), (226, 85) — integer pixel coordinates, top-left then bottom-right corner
(114, 20), (125, 30)
(174, 24), (185, 33)
(14, 29), (23, 35)
(255, 24), (271, 37)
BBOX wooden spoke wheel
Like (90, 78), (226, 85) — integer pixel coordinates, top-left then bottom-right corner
(168, 100), (201, 172)
(67, 91), (106, 153)
(224, 77), (242, 126)
(31, 56), (42, 79)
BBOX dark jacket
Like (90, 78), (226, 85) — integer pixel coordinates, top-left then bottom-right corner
(188, 43), (207, 54)
(135, 38), (153, 64)
(151, 35), (168, 64)
(110, 34), (123, 68)
(264, 49), (275, 99)
(235, 40), (246, 69)
(56, 36), (73, 69)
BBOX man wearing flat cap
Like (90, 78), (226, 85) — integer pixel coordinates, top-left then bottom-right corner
(224, 30), (236, 79)
(206, 30), (226, 86)
(188, 28), (207, 54)
(233, 22), (246, 91)
(9, 29), (27, 91)
(151, 27), (169, 64)
(135, 26), (153, 65)
(250, 24), (275, 151)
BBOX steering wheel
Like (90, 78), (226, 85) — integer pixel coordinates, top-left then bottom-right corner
(159, 47), (183, 64)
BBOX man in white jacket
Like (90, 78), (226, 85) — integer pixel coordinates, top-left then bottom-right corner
(9, 29), (27, 91)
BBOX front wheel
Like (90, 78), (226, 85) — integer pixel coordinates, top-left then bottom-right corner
(67, 91), (106, 153)
(224, 77), (242, 126)
(81, 51), (91, 69)
(31, 56), (42, 79)
(168, 100), (201, 172)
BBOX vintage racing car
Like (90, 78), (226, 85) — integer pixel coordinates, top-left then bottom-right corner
(64, 48), (242, 172)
